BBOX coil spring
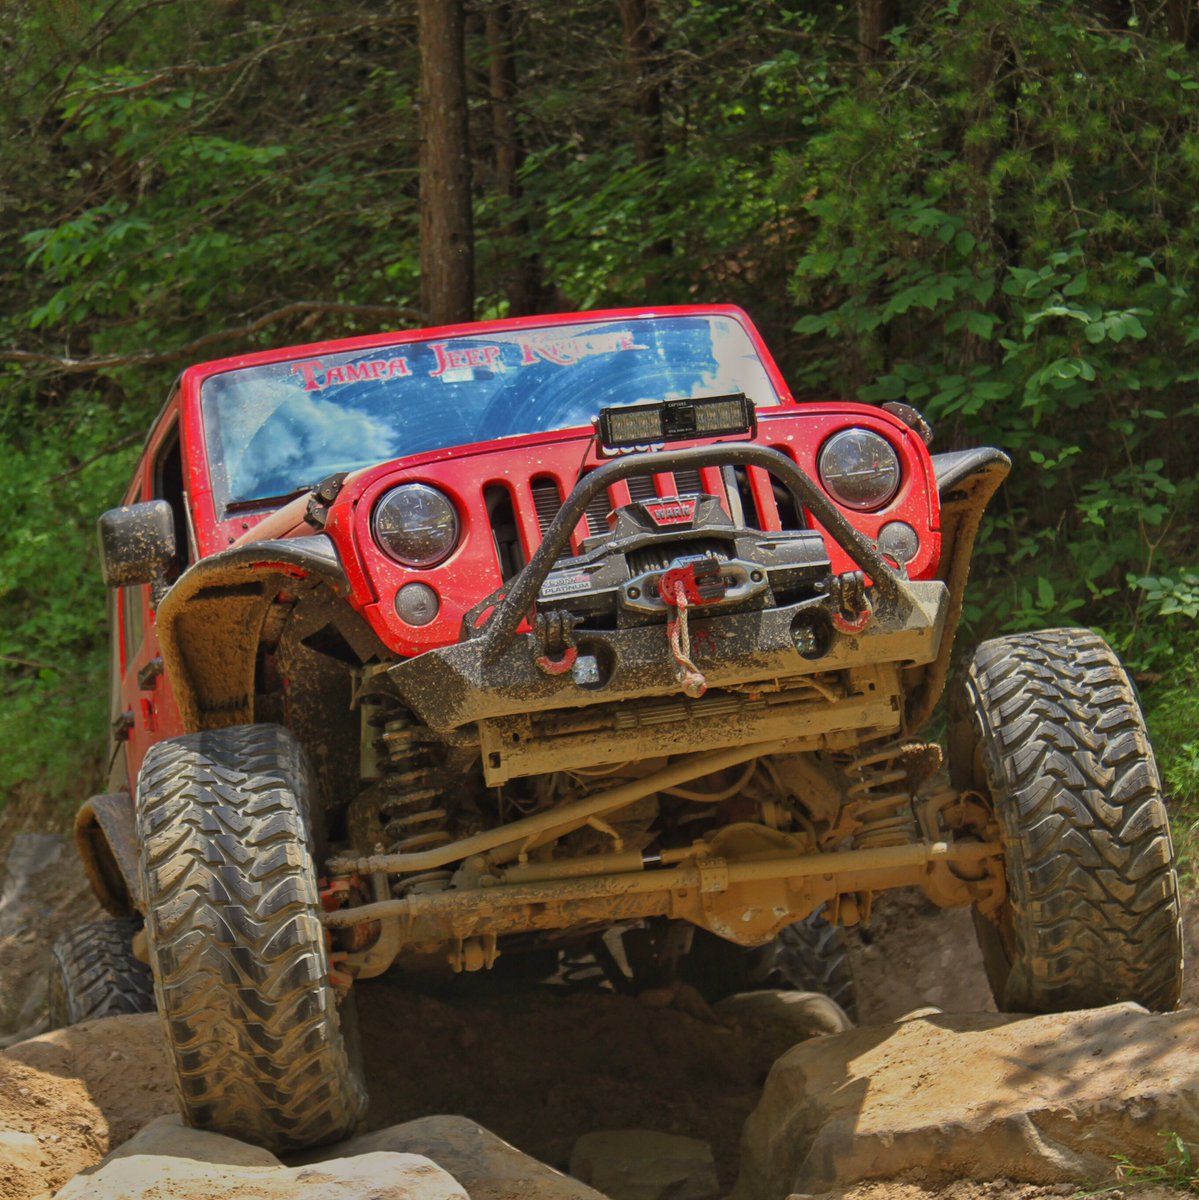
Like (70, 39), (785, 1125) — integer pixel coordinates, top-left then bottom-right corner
(842, 737), (918, 850)
(371, 704), (453, 895)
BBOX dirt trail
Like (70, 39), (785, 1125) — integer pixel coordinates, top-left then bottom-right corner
(0, 1017), (174, 1200)
(1, 779), (1196, 1200)
(347, 891), (1006, 1185)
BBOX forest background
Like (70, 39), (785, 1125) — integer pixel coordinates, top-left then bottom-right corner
(2, 0), (1199, 868)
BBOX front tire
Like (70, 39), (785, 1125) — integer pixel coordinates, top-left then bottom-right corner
(137, 723), (367, 1151)
(48, 918), (154, 1027)
(950, 628), (1183, 1014)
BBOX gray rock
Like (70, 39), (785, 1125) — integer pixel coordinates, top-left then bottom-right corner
(0, 832), (103, 1038)
(570, 1129), (719, 1200)
(105, 1114), (281, 1167)
(52, 1150), (468, 1200)
(0, 833), (67, 936)
(733, 1002), (1199, 1198)
(714, 990), (854, 1040)
(0, 1128), (46, 1174)
(302, 1114), (606, 1200)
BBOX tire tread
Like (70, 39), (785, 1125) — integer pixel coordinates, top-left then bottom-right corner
(137, 723), (366, 1151)
(48, 919), (154, 1026)
(957, 627), (1182, 1013)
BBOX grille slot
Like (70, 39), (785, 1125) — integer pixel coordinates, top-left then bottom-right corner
(485, 484), (526, 581)
(530, 477), (563, 537)
(626, 473), (658, 503)
(584, 488), (613, 536)
(534, 467), (744, 541)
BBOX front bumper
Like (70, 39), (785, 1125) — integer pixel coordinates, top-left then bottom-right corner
(390, 580), (948, 732)
(387, 442), (944, 781)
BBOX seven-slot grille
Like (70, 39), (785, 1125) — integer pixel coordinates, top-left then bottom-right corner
(531, 469), (708, 539)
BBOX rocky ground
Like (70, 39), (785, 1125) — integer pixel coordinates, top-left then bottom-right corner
(1, 803), (1197, 1200)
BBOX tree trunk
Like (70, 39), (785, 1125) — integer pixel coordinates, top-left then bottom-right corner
(858, 0), (895, 62)
(419, 0), (474, 326)
(618, 0), (670, 264)
(486, 2), (544, 316)
(619, 0), (665, 169)
(1166, 0), (1197, 46)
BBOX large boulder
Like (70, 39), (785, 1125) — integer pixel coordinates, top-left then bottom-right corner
(0, 1012), (173, 1200)
(312, 1114), (608, 1200)
(570, 1130), (719, 1200)
(52, 1151), (468, 1200)
(714, 990), (854, 1040)
(733, 1003), (1199, 1198)
(103, 1114), (281, 1167)
(4, 1012), (172, 1145)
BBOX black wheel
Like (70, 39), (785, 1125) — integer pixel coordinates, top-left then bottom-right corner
(677, 910), (859, 1021)
(137, 723), (367, 1151)
(950, 627), (1183, 1014)
(48, 918), (154, 1027)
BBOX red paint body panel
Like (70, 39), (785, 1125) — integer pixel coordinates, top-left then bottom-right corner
(321, 404), (939, 657)
(111, 305), (942, 785)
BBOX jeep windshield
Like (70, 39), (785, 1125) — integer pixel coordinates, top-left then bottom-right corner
(200, 314), (782, 511)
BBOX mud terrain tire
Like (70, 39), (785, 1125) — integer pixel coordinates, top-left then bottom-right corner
(137, 723), (367, 1151)
(950, 627), (1183, 1014)
(48, 918), (154, 1027)
(680, 910), (858, 1020)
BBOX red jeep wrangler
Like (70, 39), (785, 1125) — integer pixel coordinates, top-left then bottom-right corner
(54, 306), (1182, 1150)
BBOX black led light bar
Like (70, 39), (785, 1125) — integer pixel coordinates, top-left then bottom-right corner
(597, 393), (756, 449)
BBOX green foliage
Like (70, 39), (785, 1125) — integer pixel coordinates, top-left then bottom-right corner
(1107, 1131), (1199, 1193)
(0, 397), (140, 804)
(1140, 647), (1199, 878)
(777, 1), (1199, 684)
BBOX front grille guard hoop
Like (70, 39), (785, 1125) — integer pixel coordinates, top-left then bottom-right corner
(478, 443), (917, 664)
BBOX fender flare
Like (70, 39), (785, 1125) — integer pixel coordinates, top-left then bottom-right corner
(904, 447), (1011, 731)
(155, 534), (380, 731)
(75, 792), (142, 917)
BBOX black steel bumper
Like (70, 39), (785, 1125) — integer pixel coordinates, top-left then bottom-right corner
(390, 581), (948, 731)
(388, 443), (941, 732)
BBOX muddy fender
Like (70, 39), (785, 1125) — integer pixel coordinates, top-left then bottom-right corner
(75, 793), (143, 917)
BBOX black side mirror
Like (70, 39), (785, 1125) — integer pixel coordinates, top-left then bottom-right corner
(98, 500), (176, 589)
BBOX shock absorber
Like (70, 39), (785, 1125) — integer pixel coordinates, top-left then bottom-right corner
(372, 702), (453, 895)
(840, 737), (919, 850)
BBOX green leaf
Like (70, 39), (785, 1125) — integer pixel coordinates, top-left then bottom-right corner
(965, 311), (995, 338)
(794, 314), (829, 334)
(1122, 312), (1147, 339)
(858, 375), (907, 402)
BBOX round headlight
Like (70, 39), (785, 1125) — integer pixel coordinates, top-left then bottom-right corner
(817, 429), (901, 512)
(372, 484), (459, 568)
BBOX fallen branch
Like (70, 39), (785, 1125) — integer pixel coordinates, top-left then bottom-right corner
(0, 652), (64, 674)
(47, 432), (144, 483)
(0, 301), (428, 376)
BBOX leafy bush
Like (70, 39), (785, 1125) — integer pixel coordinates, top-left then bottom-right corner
(779, 1), (1199, 660)
(0, 394), (141, 808)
